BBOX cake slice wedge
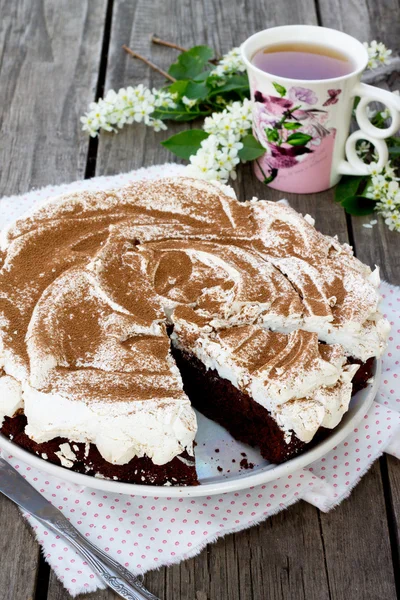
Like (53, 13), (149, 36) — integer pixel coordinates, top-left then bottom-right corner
(171, 306), (359, 463)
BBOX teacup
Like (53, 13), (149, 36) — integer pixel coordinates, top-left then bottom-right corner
(241, 25), (400, 194)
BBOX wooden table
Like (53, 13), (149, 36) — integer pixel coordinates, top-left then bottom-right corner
(1, 1), (399, 599)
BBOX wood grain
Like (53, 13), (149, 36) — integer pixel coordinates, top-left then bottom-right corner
(47, 572), (116, 600)
(0, 498), (40, 600)
(0, 1), (108, 599)
(0, 0), (108, 194)
(317, 0), (400, 55)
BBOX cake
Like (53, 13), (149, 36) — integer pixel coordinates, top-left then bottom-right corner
(0, 178), (389, 485)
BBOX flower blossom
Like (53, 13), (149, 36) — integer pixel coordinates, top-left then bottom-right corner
(80, 85), (176, 137)
(363, 41), (392, 69)
(186, 99), (253, 183)
(210, 47), (246, 79)
(364, 163), (400, 232)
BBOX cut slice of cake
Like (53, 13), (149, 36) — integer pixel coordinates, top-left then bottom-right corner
(170, 309), (359, 463)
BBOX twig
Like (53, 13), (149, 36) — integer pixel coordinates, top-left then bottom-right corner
(122, 45), (176, 83)
(151, 35), (188, 53)
(151, 34), (220, 65)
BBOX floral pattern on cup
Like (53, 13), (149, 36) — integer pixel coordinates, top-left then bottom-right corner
(252, 83), (340, 183)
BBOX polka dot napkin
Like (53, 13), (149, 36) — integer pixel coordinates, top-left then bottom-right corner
(0, 165), (399, 597)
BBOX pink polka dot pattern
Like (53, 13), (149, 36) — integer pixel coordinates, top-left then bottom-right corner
(0, 165), (400, 597)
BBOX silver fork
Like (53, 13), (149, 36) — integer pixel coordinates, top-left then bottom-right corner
(0, 457), (160, 600)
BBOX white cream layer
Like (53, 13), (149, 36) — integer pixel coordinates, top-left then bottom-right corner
(21, 383), (196, 466)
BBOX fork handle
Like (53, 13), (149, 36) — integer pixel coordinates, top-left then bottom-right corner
(37, 516), (160, 600)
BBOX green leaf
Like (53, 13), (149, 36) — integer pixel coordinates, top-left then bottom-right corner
(283, 122), (302, 130)
(184, 80), (210, 100)
(208, 74), (250, 96)
(334, 175), (365, 203)
(341, 196), (376, 216)
(169, 45), (214, 80)
(161, 129), (209, 159)
(193, 70), (212, 82)
(272, 82), (286, 97)
(286, 132), (313, 146)
(238, 134), (265, 161)
(266, 128), (279, 143)
(167, 80), (188, 98)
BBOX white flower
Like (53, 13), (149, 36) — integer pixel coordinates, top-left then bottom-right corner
(133, 103), (154, 122)
(81, 84), (176, 136)
(150, 119), (167, 132)
(356, 140), (371, 157)
(364, 41), (392, 69)
(182, 96), (197, 108)
(368, 162), (383, 176)
(153, 89), (177, 109)
(384, 162), (398, 179)
(185, 99), (253, 184)
(387, 180), (400, 197)
(366, 162), (400, 234)
(210, 47), (246, 79)
(377, 43), (392, 64)
(385, 213), (400, 231)
(219, 135), (243, 151)
(365, 106), (377, 120)
(80, 115), (101, 137)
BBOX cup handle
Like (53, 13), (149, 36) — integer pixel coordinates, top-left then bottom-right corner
(338, 82), (400, 176)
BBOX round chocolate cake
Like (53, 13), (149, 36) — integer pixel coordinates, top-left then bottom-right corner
(0, 178), (389, 485)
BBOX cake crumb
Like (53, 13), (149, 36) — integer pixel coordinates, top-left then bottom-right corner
(240, 458), (254, 470)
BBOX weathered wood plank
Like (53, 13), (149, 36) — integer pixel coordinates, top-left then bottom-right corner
(318, 462), (398, 600)
(0, 499), (40, 600)
(0, 1), (108, 599)
(318, 0), (400, 55)
(0, 0), (108, 195)
(236, 502), (331, 600)
(47, 572), (116, 600)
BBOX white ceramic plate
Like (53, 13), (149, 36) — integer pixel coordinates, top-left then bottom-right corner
(0, 360), (380, 497)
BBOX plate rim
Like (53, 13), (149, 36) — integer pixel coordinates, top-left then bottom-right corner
(0, 360), (380, 498)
